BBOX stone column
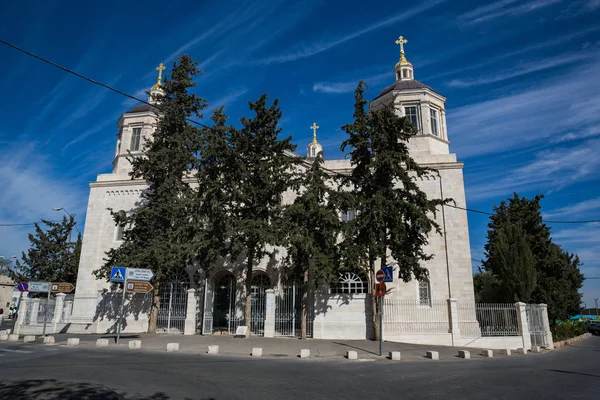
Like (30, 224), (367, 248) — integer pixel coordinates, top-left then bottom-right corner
(263, 289), (276, 338)
(184, 288), (197, 335)
(52, 293), (66, 333)
(441, 110), (448, 140)
(540, 303), (554, 349)
(14, 295), (29, 334)
(30, 298), (40, 325)
(516, 302), (532, 351)
(447, 298), (460, 346)
(63, 300), (73, 323)
(419, 103), (431, 136)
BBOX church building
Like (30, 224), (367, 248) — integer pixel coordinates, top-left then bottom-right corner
(69, 37), (478, 344)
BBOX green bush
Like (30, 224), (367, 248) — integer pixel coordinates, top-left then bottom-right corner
(552, 320), (586, 341)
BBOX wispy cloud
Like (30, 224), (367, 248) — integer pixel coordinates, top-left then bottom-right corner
(204, 88), (249, 115)
(254, 0), (448, 65)
(448, 58), (600, 158)
(459, 0), (562, 26)
(544, 198), (600, 219)
(61, 116), (118, 153)
(312, 72), (389, 94)
(447, 51), (593, 87)
(557, 0), (600, 19)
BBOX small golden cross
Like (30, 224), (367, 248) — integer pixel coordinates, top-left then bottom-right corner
(395, 36), (408, 55)
(156, 63), (166, 85)
(310, 122), (319, 142)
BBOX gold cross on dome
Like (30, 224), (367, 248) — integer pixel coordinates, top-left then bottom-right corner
(156, 63), (166, 85)
(310, 122), (319, 143)
(395, 36), (408, 55)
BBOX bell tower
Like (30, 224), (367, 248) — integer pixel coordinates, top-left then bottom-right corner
(307, 122), (323, 159)
(112, 63), (165, 176)
(371, 36), (449, 156)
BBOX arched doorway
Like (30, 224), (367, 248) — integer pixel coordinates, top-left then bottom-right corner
(157, 271), (189, 333)
(212, 273), (237, 334)
(250, 273), (270, 335)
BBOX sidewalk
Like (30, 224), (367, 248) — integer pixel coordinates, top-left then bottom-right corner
(15, 333), (532, 361)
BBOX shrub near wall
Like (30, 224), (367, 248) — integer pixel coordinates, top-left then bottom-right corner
(552, 320), (586, 341)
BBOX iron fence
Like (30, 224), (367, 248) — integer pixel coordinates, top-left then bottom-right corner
(474, 303), (519, 336)
(526, 304), (548, 347)
(383, 299), (449, 334)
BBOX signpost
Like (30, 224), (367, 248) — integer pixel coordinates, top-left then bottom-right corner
(126, 281), (153, 294)
(382, 266), (393, 283)
(17, 282), (28, 292)
(28, 281), (50, 293)
(51, 283), (75, 293)
(375, 270), (387, 356)
(111, 266), (154, 344)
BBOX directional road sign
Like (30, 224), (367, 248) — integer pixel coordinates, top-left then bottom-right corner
(127, 268), (154, 281)
(110, 266), (127, 283)
(17, 282), (28, 292)
(382, 266), (393, 283)
(28, 281), (50, 293)
(51, 282), (75, 293)
(126, 280), (154, 293)
(375, 269), (386, 283)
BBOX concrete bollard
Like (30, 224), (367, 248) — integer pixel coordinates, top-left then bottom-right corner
(167, 343), (179, 352)
(300, 349), (310, 359)
(346, 350), (358, 360)
(389, 351), (401, 361)
(8, 334), (19, 342)
(426, 351), (439, 360)
(501, 349), (512, 356)
(128, 340), (141, 349)
(207, 345), (219, 354)
(531, 346), (542, 353)
(96, 339), (109, 348)
(516, 348), (527, 355)
(23, 335), (36, 343)
(0, 334), (9, 341)
(481, 349), (493, 357)
(458, 350), (470, 359)
(67, 338), (80, 346)
(43, 336), (55, 344)
(252, 347), (263, 357)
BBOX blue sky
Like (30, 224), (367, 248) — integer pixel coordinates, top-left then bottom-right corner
(1, 0), (599, 306)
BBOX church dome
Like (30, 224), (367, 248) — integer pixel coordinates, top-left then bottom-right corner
(126, 103), (156, 114)
(376, 80), (439, 98)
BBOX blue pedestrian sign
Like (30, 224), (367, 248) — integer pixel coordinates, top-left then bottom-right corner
(110, 266), (127, 283)
(382, 266), (393, 283)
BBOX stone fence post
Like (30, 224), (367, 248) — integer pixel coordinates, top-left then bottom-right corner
(184, 288), (197, 335)
(52, 293), (66, 333)
(516, 302), (532, 351)
(263, 289), (276, 338)
(447, 298), (461, 346)
(540, 303), (554, 349)
(63, 300), (73, 323)
(14, 295), (29, 335)
(30, 298), (40, 325)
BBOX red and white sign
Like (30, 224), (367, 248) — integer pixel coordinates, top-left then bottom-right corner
(375, 270), (386, 283)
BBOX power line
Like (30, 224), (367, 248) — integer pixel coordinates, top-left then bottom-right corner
(2, 38), (600, 225)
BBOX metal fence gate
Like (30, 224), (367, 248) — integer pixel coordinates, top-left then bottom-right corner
(157, 276), (188, 334)
(275, 277), (313, 337)
(526, 304), (548, 347)
(250, 274), (269, 335)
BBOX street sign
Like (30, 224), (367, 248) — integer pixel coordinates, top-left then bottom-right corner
(375, 283), (386, 297)
(382, 266), (393, 283)
(375, 270), (386, 283)
(127, 268), (154, 281)
(110, 266), (127, 283)
(17, 282), (28, 292)
(126, 280), (154, 293)
(28, 281), (50, 293)
(51, 282), (75, 293)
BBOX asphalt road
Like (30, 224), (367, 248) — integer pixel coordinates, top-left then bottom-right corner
(0, 336), (598, 400)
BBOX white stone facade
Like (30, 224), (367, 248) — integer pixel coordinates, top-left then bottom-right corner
(70, 51), (478, 342)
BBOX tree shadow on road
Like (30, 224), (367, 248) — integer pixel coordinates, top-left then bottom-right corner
(546, 369), (600, 378)
(0, 379), (216, 400)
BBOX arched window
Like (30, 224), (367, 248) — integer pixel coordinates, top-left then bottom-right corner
(331, 272), (367, 294)
(419, 280), (431, 306)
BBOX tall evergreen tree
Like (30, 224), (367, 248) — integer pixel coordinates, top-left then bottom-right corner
(487, 223), (536, 302)
(227, 94), (299, 335)
(13, 216), (79, 283)
(94, 55), (207, 332)
(338, 82), (447, 340)
(282, 154), (341, 339)
(480, 193), (584, 322)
